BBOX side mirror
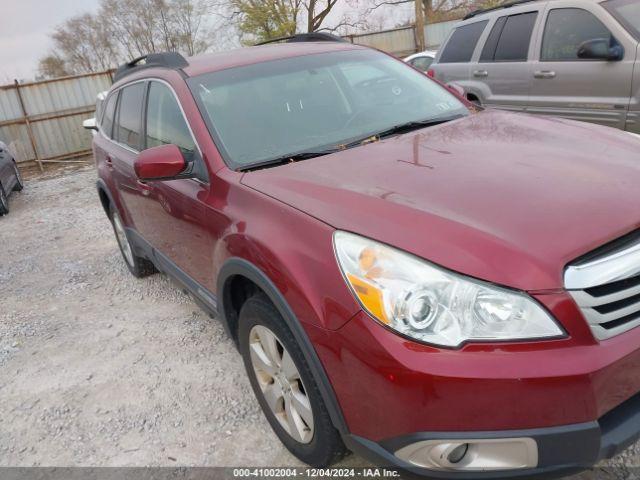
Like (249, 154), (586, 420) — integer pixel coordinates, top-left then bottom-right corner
(134, 144), (188, 181)
(83, 118), (98, 131)
(447, 82), (465, 98)
(577, 38), (624, 61)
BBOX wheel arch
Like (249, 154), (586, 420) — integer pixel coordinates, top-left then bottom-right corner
(96, 179), (114, 218)
(217, 257), (349, 434)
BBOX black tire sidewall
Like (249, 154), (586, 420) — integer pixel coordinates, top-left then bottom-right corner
(13, 163), (24, 191)
(109, 206), (155, 278)
(0, 183), (9, 215)
(238, 295), (345, 467)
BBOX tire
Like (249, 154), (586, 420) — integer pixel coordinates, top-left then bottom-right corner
(109, 205), (156, 278)
(0, 183), (9, 216)
(12, 162), (23, 192)
(238, 294), (348, 467)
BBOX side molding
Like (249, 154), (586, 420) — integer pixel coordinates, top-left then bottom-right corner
(217, 258), (349, 434)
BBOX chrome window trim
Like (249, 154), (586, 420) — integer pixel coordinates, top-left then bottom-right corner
(97, 77), (207, 183)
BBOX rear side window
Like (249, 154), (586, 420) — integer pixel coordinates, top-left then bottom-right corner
(115, 83), (145, 150)
(145, 82), (195, 155)
(439, 21), (488, 63)
(541, 8), (615, 61)
(100, 93), (117, 138)
(480, 17), (507, 62)
(481, 12), (538, 62)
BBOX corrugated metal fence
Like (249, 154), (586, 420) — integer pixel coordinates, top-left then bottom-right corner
(346, 20), (458, 58)
(0, 70), (113, 169)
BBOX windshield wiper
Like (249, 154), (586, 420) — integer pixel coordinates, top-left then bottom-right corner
(338, 114), (465, 150)
(239, 114), (464, 172)
(238, 149), (339, 172)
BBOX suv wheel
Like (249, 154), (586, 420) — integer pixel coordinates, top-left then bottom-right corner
(238, 294), (348, 467)
(12, 162), (23, 192)
(0, 183), (9, 215)
(109, 206), (156, 278)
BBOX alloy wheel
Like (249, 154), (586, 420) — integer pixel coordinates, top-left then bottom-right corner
(112, 211), (135, 267)
(249, 325), (314, 444)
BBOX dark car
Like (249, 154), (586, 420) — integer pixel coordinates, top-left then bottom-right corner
(0, 140), (24, 215)
(92, 38), (640, 478)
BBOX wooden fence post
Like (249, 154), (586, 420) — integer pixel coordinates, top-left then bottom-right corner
(14, 79), (43, 172)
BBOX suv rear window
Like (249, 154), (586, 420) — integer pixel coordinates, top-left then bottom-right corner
(542, 8), (615, 61)
(115, 83), (145, 150)
(439, 21), (488, 63)
(481, 12), (537, 62)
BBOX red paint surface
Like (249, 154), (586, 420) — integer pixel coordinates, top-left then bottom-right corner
(134, 144), (186, 180)
(94, 43), (640, 443)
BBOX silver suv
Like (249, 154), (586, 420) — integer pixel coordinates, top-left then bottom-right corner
(430, 0), (640, 132)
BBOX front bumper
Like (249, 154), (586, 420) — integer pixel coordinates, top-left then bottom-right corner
(304, 291), (640, 476)
(343, 388), (640, 478)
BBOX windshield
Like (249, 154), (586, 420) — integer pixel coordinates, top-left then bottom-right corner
(188, 49), (469, 169)
(604, 0), (640, 40)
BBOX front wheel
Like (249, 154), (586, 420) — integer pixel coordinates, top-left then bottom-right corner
(238, 294), (348, 466)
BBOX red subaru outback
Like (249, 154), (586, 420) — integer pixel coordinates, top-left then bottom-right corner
(92, 35), (640, 478)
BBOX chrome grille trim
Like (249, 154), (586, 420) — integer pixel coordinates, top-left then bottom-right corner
(565, 234), (640, 340)
(570, 283), (640, 307)
(564, 241), (640, 289)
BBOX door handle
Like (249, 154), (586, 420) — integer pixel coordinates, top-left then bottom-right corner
(473, 70), (489, 78)
(105, 155), (114, 169)
(136, 180), (154, 196)
(534, 70), (556, 79)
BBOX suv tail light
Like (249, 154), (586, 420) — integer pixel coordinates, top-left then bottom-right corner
(427, 68), (435, 78)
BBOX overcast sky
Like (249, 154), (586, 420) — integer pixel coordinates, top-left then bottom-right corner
(0, 0), (100, 82)
(0, 0), (412, 83)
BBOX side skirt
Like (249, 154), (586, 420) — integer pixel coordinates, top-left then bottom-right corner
(125, 228), (219, 318)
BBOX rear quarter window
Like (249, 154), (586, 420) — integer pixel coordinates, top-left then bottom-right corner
(439, 21), (488, 63)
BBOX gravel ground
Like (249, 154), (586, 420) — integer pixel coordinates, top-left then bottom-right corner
(0, 166), (638, 479)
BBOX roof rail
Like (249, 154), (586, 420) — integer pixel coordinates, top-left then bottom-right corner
(113, 52), (189, 83)
(463, 0), (538, 20)
(255, 32), (347, 46)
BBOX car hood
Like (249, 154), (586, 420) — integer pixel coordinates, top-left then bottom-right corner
(241, 110), (640, 291)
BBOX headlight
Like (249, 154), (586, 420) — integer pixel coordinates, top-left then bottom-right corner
(333, 231), (564, 348)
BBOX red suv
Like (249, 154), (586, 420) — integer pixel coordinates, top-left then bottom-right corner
(92, 35), (640, 478)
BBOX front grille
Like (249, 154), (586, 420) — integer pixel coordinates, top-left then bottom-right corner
(565, 232), (640, 340)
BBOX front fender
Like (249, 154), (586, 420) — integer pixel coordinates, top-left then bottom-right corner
(217, 256), (350, 434)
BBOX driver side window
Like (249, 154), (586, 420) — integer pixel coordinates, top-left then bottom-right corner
(541, 8), (616, 61)
(145, 82), (196, 156)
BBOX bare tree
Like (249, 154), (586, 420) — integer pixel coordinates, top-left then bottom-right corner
(367, 0), (496, 23)
(46, 13), (119, 74)
(40, 0), (226, 78)
(38, 55), (70, 79)
(227, 0), (367, 42)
